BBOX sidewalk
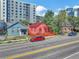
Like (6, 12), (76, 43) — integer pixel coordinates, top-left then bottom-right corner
(46, 33), (79, 39)
(0, 33), (79, 45)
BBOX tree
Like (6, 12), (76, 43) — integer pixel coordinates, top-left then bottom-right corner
(43, 10), (67, 33)
(57, 10), (67, 26)
(20, 20), (29, 25)
(44, 10), (54, 17)
(43, 10), (54, 31)
(54, 10), (67, 33)
(76, 17), (79, 27)
(67, 16), (79, 30)
(53, 15), (61, 33)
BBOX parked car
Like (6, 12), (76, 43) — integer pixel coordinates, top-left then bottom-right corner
(30, 36), (45, 42)
(68, 32), (77, 36)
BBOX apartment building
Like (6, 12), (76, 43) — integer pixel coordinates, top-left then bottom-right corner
(0, 0), (36, 23)
(66, 8), (74, 16)
(66, 7), (79, 17)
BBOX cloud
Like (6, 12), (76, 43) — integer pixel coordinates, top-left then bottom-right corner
(36, 5), (47, 12)
(73, 5), (79, 9)
(57, 8), (62, 11)
(65, 6), (70, 9)
(54, 12), (58, 16)
(36, 5), (47, 16)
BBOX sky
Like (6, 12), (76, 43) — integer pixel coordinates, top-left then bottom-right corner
(18, 0), (79, 16)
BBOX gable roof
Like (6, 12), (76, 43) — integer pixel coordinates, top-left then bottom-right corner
(29, 22), (44, 28)
(7, 22), (27, 29)
(7, 22), (19, 29)
(61, 20), (72, 27)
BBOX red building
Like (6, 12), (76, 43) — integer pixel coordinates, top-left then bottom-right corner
(28, 22), (55, 36)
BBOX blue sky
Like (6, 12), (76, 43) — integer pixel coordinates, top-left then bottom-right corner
(18, 0), (79, 16)
(19, 0), (79, 11)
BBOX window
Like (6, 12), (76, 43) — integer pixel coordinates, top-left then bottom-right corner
(33, 13), (35, 15)
(16, 16), (18, 18)
(8, 0), (10, 2)
(11, 13), (13, 15)
(33, 9), (35, 12)
(20, 14), (22, 15)
(23, 3), (26, 5)
(26, 12), (28, 14)
(20, 5), (22, 7)
(26, 15), (28, 16)
(12, 19), (14, 21)
(3, 12), (5, 14)
(8, 4), (10, 6)
(20, 8), (22, 10)
(16, 10), (18, 12)
(3, 2), (5, 4)
(65, 28), (67, 30)
(17, 29), (19, 32)
(11, 10), (14, 12)
(23, 14), (25, 15)
(12, 29), (14, 32)
(20, 11), (22, 12)
(20, 2), (22, 4)
(12, 4), (13, 6)
(3, 6), (5, 7)
(23, 6), (25, 8)
(3, 15), (5, 17)
(16, 2), (18, 4)
(16, 13), (17, 15)
(33, 16), (35, 19)
(26, 6), (28, 8)
(12, 7), (14, 9)
(26, 9), (28, 11)
(3, 9), (5, 10)
(23, 9), (25, 10)
(16, 7), (18, 9)
(12, 1), (14, 3)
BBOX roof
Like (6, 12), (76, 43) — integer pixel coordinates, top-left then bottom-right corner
(61, 20), (72, 27)
(7, 22), (27, 29)
(29, 22), (44, 28)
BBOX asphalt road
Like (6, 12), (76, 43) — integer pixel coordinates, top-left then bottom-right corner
(0, 35), (79, 59)
(15, 42), (79, 59)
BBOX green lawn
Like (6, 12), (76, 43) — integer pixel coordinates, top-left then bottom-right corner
(0, 35), (30, 44)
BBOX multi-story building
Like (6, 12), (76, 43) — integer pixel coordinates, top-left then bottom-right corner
(66, 8), (74, 16)
(74, 7), (79, 17)
(66, 7), (79, 17)
(0, 0), (36, 23)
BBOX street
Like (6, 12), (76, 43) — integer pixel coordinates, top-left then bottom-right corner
(0, 35), (79, 59)
(0, 0), (79, 59)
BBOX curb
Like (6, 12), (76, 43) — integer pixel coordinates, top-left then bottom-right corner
(0, 39), (29, 45)
(45, 35), (57, 39)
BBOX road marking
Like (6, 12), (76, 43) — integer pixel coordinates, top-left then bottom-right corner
(35, 49), (62, 59)
(0, 46), (28, 52)
(7, 40), (79, 59)
(0, 41), (26, 46)
(0, 42), (48, 52)
(64, 52), (79, 59)
(0, 43), (27, 49)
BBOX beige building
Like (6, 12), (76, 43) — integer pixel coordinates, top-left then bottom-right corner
(61, 20), (73, 33)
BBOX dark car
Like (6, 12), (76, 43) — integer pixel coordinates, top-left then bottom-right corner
(30, 36), (45, 42)
(68, 32), (77, 36)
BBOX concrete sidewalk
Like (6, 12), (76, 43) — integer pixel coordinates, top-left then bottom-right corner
(0, 33), (79, 46)
(45, 33), (79, 39)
